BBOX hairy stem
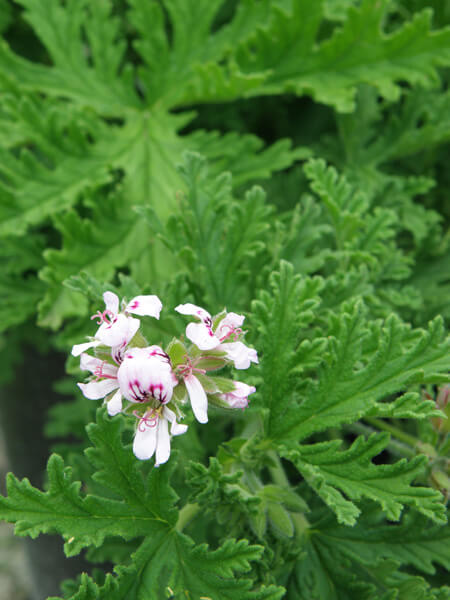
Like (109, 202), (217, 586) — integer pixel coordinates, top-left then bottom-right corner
(364, 416), (419, 447)
(175, 503), (201, 532)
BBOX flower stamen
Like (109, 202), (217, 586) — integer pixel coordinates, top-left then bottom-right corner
(90, 309), (115, 325)
(133, 409), (158, 432)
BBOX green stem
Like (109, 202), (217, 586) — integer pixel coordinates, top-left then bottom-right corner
(292, 512), (310, 539)
(267, 450), (290, 488)
(267, 451), (311, 537)
(364, 417), (419, 448)
(176, 503), (201, 532)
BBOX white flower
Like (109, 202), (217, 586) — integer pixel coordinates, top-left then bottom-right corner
(77, 345), (176, 417)
(77, 353), (122, 416)
(183, 372), (208, 424)
(72, 291), (162, 358)
(175, 303), (258, 369)
(117, 346), (177, 405)
(133, 406), (188, 464)
(218, 381), (256, 409)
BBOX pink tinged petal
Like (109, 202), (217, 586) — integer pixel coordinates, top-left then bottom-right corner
(71, 340), (101, 357)
(133, 419), (157, 460)
(184, 374), (208, 424)
(175, 303), (211, 321)
(220, 381), (256, 408)
(97, 314), (139, 347)
(222, 341), (258, 370)
(163, 407), (188, 436)
(80, 353), (102, 372)
(233, 381), (257, 397)
(186, 322), (220, 351)
(155, 417), (170, 466)
(126, 295), (162, 318)
(106, 389), (123, 416)
(77, 379), (119, 400)
(217, 312), (245, 331)
(103, 291), (119, 315)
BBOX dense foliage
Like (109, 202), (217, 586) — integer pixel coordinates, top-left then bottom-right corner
(0, 0), (449, 598)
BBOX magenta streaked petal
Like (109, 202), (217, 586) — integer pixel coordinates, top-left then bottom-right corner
(78, 379), (119, 400)
(184, 374), (208, 424)
(126, 295), (162, 318)
(117, 347), (175, 403)
(186, 322), (219, 350)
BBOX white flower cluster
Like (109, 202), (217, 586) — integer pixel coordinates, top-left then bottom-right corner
(72, 292), (258, 465)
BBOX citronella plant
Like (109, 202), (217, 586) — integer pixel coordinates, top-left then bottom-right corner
(0, 1), (449, 599)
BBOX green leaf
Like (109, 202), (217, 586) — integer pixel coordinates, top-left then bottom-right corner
(37, 188), (149, 329)
(0, 413), (173, 557)
(144, 152), (275, 310)
(318, 510), (450, 576)
(50, 536), (284, 600)
(251, 261), (325, 438)
(287, 508), (450, 599)
(2, 409), (282, 598)
(1, 0), (139, 114)
(277, 304), (450, 442)
(283, 434), (446, 525)
(235, 0), (450, 112)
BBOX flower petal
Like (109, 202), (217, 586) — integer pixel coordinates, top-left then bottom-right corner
(78, 379), (119, 400)
(222, 341), (258, 370)
(186, 322), (220, 350)
(103, 291), (119, 315)
(79, 353), (103, 373)
(106, 389), (123, 416)
(233, 381), (257, 397)
(184, 374), (208, 423)
(155, 417), (170, 466)
(71, 340), (101, 357)
(219, 381), (256, 408)
(97, 314), (140, 348)
(175, 303), (211, 321)
(216, 312), (245, 333)
(133, 418), (157, 460)
(164, 407), (188, 436)
(79, 354), (118, 378)
(126, 295), (162, 318)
